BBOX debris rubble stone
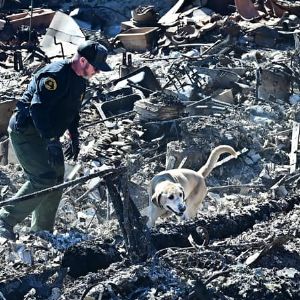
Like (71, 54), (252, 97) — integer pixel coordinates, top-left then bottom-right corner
(1, 0), (300, 299)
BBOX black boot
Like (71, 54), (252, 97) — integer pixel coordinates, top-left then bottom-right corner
(0, 219), (16, 240)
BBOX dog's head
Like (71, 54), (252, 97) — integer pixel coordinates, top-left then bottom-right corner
(152, 182), (186, 216)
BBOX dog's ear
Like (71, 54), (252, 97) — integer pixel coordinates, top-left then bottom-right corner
(151, 192), (162, 208)
(180, 186), (185, 200)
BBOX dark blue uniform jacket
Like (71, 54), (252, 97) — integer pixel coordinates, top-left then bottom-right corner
(15, 60), (86, 139)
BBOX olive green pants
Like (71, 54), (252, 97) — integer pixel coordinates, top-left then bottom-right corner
(0, 124), (64, 232)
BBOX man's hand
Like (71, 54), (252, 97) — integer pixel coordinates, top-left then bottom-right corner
(47, 138), (64, 167)
(64, 135), (80, 161)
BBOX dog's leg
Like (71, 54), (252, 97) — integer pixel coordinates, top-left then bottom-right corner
(147, 204), (165, 227)
(182, 184), (207, 220)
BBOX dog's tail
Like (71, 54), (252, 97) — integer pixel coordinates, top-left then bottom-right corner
(198, 145), (238, 178)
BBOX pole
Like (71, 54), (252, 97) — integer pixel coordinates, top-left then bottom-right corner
(28, 0), (34, 43)
(0, 167), (126, 208)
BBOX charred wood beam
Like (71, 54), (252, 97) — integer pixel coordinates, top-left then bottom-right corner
(120, 173), (154, 261)
(0, 167), (126, 208)
(104, 175), (128, 247)
(150, 195), (300, 250)
(105, 172), (154, 262)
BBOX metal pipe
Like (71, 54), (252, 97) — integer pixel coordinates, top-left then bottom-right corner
(28, 0), (34, 43)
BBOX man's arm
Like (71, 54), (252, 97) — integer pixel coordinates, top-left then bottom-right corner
(30, 75), (65, 139)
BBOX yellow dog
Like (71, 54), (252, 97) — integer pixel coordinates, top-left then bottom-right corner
(147, 145), (238, 227)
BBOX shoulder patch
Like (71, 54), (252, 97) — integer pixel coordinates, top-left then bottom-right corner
(44, 77), (57, 91)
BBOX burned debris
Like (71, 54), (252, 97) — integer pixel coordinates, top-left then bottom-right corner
(1, 0), (300, 299)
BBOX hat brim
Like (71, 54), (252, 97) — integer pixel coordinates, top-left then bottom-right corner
(93, 61), (112, 72)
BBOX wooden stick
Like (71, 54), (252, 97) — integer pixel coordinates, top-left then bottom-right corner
(79, 111), (135, 129)
(0, 167), (126, 208)
(290, 121), (300, 173)
(208, 184), (264, 193)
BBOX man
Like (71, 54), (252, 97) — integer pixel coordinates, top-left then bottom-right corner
(0, 40), (112, 240)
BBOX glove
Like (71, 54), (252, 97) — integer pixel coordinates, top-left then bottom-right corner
(47, 138), (64, 167)
(64, 135), (80, 161)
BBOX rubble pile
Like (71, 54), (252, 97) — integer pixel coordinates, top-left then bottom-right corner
(1, 0), (300, 299)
